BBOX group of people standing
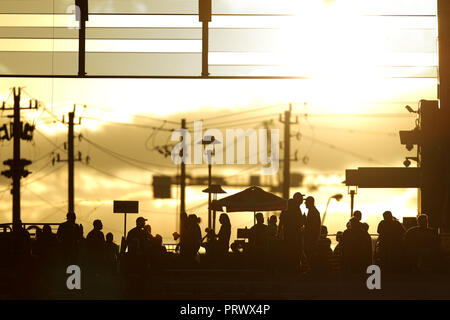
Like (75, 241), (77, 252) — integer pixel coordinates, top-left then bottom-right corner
(334, 210), (441, 274)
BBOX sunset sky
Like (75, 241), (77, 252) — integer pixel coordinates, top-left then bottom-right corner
(0, 0), (438, 244)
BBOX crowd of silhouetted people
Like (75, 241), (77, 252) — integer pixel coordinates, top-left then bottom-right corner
(0, 191), (445, 297)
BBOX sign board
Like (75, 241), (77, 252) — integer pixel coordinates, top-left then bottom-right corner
(113, 200), (139, 213)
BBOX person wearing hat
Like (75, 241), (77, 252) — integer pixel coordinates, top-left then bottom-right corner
(126, 216), (147, 252)
(278, 192), (306, 239)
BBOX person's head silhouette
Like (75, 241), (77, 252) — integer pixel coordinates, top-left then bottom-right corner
(353, 210), (362, 221)
(255, 212), (264, 224)
(383, 211), (393, 221)
(93, 219), (103, 231)
(362, 222), (369, 232)
(188, 214), (199, 225)
(336, 231), (343, 243)
(106, 232), (114, 242)
(43, 224), (52, 234)
(268, 215), (277, 226)
(320, 225), (328, 238)
(293, 192), (304, 205)
(219, 213), (230, 226)
(417, 214), (428, 228)
(305, 196), (315, 209)
(136, 217), (147, 228)
(144, 224), (152, 235)
(154, 234), (163, 246)
(66, 212), (76, 223)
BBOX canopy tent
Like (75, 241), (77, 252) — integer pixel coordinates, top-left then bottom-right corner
(211, 186), (287, 213)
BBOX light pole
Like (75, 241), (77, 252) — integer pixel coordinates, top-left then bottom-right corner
(321, 193), (343, 225)
(347, 186), (358, 218)
(202, 184), (226, 232)
(197, 135), (221, 230)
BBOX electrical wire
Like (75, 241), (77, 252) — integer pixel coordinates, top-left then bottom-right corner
(81, 116), (175, 131)
(299, 134), (384, 164)
(83, 162), (150, 186)
(81, 137), (173, 174)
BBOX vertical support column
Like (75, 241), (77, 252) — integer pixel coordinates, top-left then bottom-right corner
(68, 111), (75, 213)
(282, 105), (291, 199)
(12, 87), (21, 230)
(199, 0), (212, 77)
(180, 118), (186, 233)
(124, 213), (127, 239)
(438, 0), (450, 229)
(350, 190), (355, 218)
(208, 161), (212, 229)
(76, 0), (88, 76)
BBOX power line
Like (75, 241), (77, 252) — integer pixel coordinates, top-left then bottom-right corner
(81, 135), (175, 168)
(22, 184), (66, 214)
(52, 103), (182, 125)
(80, 136), (173, 174)
(299, 124), (398, 137)
(33, 128), (64, 152)
(81, 116), (176, 131)
(300, 134), (384, 164)
(83, 163), (150, 186)
(196, 103), (285, 123)
(22, 163), (65, 187)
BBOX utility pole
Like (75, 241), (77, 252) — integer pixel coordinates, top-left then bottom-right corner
(180, 118), (186, 233)
(56, 105), (82, 214)
(279, 103), (298, 199)
(1, 87), (37, 230)
(12, 88), (21, 227)
(68, 111), (75, 213)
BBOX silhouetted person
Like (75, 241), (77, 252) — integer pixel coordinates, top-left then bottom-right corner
(10, 220), (36, 298)
(304, 196), (321, 263)
(249, 213), (269, 248)
(126, 217), (147, 253)
(142, 224), (155, 263)
(120, 238), (146, 298)
(11, 220), (31, 256)
(105, 232), (119, 275)
(312, 225), (333, 274)
(249, 213), (269, 267)
(332, 231), (344, 273)
(347, 210), (365, 229)
(376, 211), (405, 272)
(86, 219), (106, 276)
(180, 214), (202, 265)
(35, 225), (58, 263)
(279, 192), (305, 239)
(148, 234), (167, 272)
(217, 213), (231, 254)
(267, 215), (278, 239)
(86, 219), (105, 251)
(279, 199), (305, 272)
(57, 212), (83, 265)
(342, 218), (372, 274)
(404, 214), (440, 272)
(143, 224), (153, 238)
(202, 228), (220, 262)
(34, 225), (58, 295)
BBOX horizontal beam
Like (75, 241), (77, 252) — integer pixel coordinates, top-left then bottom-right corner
(0, 74), (435, 79)
(345, 167), (421, 188)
